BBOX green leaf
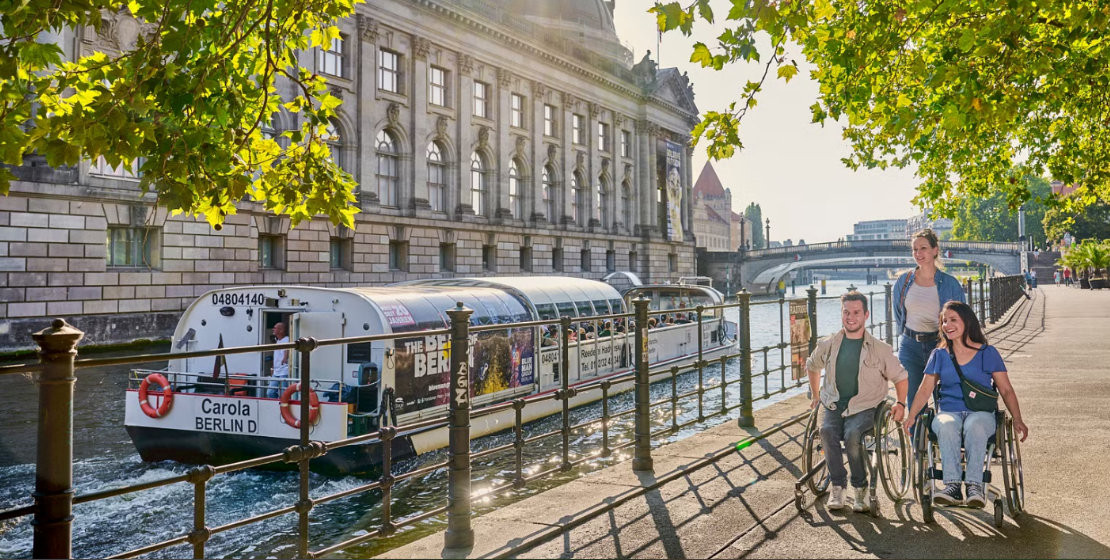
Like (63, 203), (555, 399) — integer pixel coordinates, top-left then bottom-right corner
(690, 42), (713, 67)
(777, 64), (798, 83)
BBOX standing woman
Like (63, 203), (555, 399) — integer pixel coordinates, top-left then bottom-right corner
(893, 229), (966, 409)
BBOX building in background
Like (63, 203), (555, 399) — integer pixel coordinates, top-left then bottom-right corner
(846, 219), (908, 241)
(691, 161), (750, 251)
(905, 210), (954, 238)
(0, 0), (701, 350)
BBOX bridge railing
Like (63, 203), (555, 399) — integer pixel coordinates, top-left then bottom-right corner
(743, 239), (1021, 259)
(0, 280), (1030, 558)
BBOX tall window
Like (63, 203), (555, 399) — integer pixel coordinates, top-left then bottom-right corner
(473, 81), (489, 118)
(508, 158), (522, 218)
(389, 241), (408, 271)
(620, 130), (631, 157)
(325, 120), (343, 170)
(552, 247), (563, 272)
(520, 245), (533, 272)
(107, 227), (160, 268)
(319, 35), (345, 78)
(482, 244), (496, 272)
(544, 104), (556, 136)
(580, 248), (591, 272)
(429, 66), (447, 106)
(376, 130), (399, 206)
(470, 151), (487, 216)
(439, 243), (456, 272)
(598, 122), (610, 152)
(258, 234), (285, 270)
(427, 142), (447, 212)
(628, 250), (638, 272)
(329, 237), (351, 270)
(571, 172), (584, 225)
(542, 165), (556, 220)
(606, 250), (616, 272)
(510, 93), (525, 128)
(378, 49), (399, 93)
(572, 114), (584, 144)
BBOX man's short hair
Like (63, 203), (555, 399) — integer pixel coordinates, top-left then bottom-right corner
(841, 291), (868, 313)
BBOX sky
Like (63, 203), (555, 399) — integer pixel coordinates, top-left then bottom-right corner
(611, 2), (923, 244)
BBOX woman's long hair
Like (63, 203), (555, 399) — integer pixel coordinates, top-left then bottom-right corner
(937, 301), (988, 350)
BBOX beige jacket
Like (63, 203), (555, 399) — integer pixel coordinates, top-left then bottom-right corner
(805, 329), (908, 416)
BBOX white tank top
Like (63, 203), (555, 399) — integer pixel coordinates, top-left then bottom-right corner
(905, 282), (940, 332)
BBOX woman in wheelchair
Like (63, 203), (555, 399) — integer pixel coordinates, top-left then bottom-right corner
(905, 301), (1029, 508)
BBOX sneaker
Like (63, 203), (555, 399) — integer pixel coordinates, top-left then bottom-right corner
(827, 485), (846, 510)
(852, 487), (870, 513)
(933, 483), (963, 506)
(965, 483), (986, 509)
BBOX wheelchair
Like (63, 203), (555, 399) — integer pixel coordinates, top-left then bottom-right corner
(795, 400), (911, 515)
(913, 407), (1025, 527)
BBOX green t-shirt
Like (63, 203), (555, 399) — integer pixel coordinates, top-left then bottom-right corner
(835, 337), (863, 411)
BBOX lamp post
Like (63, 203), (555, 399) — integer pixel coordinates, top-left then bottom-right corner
(765, 218), (771, 249)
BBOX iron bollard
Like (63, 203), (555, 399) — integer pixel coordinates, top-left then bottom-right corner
(966, 277), (974, 309)
(978, 276), (986, 322)
(559, 316), (572, 471)
(736, 291), (754, 428)
(295, 337), (318, 559)
(31, 319), (83, 560)
(806, 286), (818, 355)
(632, 297), (653, 472)
(884, 283), (894, 345)
(445, 302), (475, 549)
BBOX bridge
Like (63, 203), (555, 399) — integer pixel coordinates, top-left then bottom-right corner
(697, 239), (1024, 295)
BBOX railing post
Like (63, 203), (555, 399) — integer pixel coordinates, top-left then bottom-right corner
(884, 282), (894, 345)
(31, 319), (83, 560)
(512, 399), (526, 487)
(186, 466), (215, 560)
(736, 291), (754, 428)
(445, 302), (475, 550)
(807, 286), (819, 355)
(696, 305), (704, 422)
(294, 337), (318, 559)
(989, 277), (998, 323)
(632, 297), (653, 472)
(966, 277), (974, 309)
(978, 276), (986, 322)
(559, 316), (572, 472)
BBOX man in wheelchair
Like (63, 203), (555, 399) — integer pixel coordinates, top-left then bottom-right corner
(906, 301), (1029, 509)
(807, 291), (909, 512)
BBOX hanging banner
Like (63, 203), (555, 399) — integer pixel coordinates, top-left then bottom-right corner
(789, 299), (810, 381)
(662, 139), (684, 242)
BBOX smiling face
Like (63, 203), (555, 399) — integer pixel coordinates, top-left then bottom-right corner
(912, 237), (939, 267)
(941, 309), (965, 343)
(841, 300), (869, 335)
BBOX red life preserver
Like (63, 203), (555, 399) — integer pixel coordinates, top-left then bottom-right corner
(138, 373), (174, 418)
(279, 383), (321, 428)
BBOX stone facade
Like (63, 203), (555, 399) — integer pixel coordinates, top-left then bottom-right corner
(0, 0), (700, 351)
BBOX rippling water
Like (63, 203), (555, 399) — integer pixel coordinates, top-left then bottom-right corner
(0, 280), (887, 558)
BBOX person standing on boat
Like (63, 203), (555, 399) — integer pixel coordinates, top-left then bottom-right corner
(267, 322), (290, 398)
(807, 291), (909, 512)
(892, 229), (965, 411)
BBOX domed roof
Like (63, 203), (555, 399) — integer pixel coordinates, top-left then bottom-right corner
(506, 0), (617, 37)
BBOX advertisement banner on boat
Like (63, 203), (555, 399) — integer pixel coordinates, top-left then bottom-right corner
(394, 328), (535, 414)
(789, 299), (810, 381)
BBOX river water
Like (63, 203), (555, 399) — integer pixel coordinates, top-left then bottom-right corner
(0, 280), (887, 558)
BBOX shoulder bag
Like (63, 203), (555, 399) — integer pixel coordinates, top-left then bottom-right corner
(948, 350), (998, 412)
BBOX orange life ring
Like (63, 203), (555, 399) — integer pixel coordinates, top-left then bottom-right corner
(138, 373), (173, 418)
(279, 383), (321, 428)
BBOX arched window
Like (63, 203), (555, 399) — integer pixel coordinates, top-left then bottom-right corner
(572, 172), (586, 226)
(470, 151), (487, 216)
(376, 129), (399, 206)
(509, 159), (523, 218)
(621, 180), (632, 229)
(598, 175), (609, 228)
(427, 142), (447, 212)
(542, 165), (556, 220)
(325, 120), (343, 170)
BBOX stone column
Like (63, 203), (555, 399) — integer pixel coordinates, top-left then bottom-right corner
(495, 68), (513, 221)
(562, 92), (577, 227)
(455, 55), (475, 217)
(587, 102), (601, 228)
(410, 36), (432, 216)
(529, 81), (547, 223)
(356, 16), (380, 205)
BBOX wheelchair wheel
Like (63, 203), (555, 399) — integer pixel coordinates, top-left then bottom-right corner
(876, 402), (911, 502)
(802, 407), (830, 496)
(914, 420), (935, 523)
(1002, 416), (1025, 515)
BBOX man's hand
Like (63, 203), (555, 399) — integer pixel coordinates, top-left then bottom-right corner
(1013, 418), (1029, 442)
(891, 402), (905, 423)
(810, 395), (820, 410)
(903, 415), (914, 436)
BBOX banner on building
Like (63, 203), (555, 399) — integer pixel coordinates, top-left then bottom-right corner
(661, 139), (684, 242)
(789, 299), (810, 381)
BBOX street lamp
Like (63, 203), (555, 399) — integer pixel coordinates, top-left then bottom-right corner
(765, 218), (771, 249)
(738, 212), (746, 252)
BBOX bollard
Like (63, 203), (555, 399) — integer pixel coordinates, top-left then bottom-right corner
(978, 276), (986, 321)
(559, 316), (572, 471)
(806, 286), (818, 355)
(884, 283), (894, 345)
(632, 297), (653, 472)
(966, 277), (974, 309)
(736, 291), (754, 428)
(445, 302), (475, 549)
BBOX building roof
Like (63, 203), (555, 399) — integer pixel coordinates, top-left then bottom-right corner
(693, 161), (726, 197)
(731, 211), (743, 222)
(704, 205), (729, 225)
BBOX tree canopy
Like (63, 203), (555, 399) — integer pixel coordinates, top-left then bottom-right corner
(652, 0), (1110, 218)
(950, 175), (1049, 244)
(744, 201), (763, 247)
(1, 0), (359, 228)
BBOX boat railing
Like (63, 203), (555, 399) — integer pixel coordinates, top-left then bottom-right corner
(0, 278), (1021, 559)
(128, 368), (344, 402)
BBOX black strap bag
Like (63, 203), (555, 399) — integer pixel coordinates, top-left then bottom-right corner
(948, 350), (998, 412)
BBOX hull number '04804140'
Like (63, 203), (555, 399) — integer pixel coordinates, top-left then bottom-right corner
(212, 292), (267, 306)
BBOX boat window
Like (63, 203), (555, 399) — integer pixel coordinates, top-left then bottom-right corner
(346, 342), (372, 363)
(592, 300), (611, 315)
(536, 303), (557, 320)
(574, 301), (594, 317)
(556, 301), (577, 318)
(609, 298), (624, 314)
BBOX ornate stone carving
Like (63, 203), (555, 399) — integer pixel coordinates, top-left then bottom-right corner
(589, 102), (601, 119)
(436, 116), (449, 139)
(515, 135), (527, 156)
(387, 103), (401, 126)
(575, 150), (585, 169)
(357, 14), (380, 43)
(564, 92), (577, 109)
(328, 84), (344, 99)
(614, 113), (625, 128)
(478, 126), (490, 148)
(497, 68), (512, 87)
(459, 54), (474, 74)
(547, 143), (557, 161)
(413, 37), (430, 60)
(533, 81), (548, 99)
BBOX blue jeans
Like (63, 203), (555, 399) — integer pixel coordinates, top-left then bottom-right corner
(933, 410), (995, 485)
(899, 336), (937, 410)
(267, 376), (289, 399)
(819, 407), (873, 489)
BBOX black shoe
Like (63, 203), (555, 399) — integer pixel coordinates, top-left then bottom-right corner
(932, 483), (963, 506)
(965, 483), (986, 508)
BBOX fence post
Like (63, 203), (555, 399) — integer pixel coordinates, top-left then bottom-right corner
(883, 282), (894, 345)
(632, 297), (653, 472)
(295, 337), (318, 559)
(978, 276), (986, 322)
(445, 302), (474, 550)
(806, 286), (819, 355)
(736, 290), (754, 428)
(966, 277), (974, 309)
(989, 277), (998, 323)
(559, 316), (572, 471)
(31, 319), (83, 560)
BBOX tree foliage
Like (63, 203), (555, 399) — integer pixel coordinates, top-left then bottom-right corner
(1, 0), (360, 228)
(744, 201), (763, 248)
(652, 0), (1110, 217)
(950, 175), (1049, 244)
(1043, 199), (1110, 243)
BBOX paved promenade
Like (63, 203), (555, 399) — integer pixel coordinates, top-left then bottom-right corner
(379, 285), (1110, 559)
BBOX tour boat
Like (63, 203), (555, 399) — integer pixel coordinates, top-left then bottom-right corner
(125, 276), (737, 475)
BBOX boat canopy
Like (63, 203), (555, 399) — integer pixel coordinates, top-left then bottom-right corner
(345, 285), (531, 332)
(398, 277), (625, 321)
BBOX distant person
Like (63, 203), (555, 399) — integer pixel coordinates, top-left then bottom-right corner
(807, 291), (908, 512)
(893, 229), (966, 410)
(1053, 270), (1061, 285)
(1022, 269), (1032, 290)
(267, 322), (290, 398)
(1030, 269), (1038, 288)
(1064, 267), (1073, 286)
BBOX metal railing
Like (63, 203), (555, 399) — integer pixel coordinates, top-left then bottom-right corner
(0, 281), (1029, 558)
(743, 239), (1022, 259)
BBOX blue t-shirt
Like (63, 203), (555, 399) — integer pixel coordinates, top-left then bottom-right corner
(924, 346), (1006, 413)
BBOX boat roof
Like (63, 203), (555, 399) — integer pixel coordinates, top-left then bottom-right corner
(397, 276), (624, 316)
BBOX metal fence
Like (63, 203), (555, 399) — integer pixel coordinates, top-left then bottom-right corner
(0, 278), (1027, 558)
